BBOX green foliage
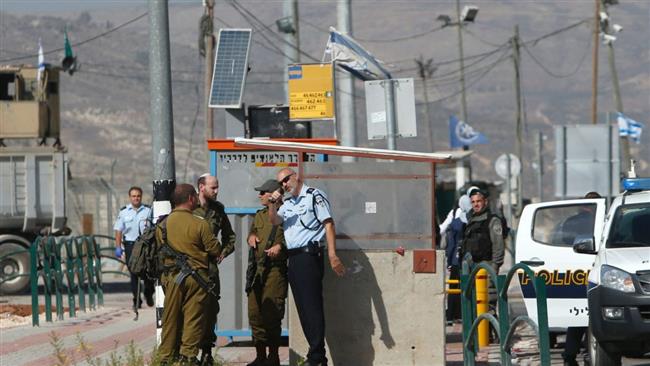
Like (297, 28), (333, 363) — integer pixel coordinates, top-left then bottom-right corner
(48, 332), (227, 366)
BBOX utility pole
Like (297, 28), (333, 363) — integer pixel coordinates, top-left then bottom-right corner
(149, 0), (175, 342)
(591, 0), (600, 125)
(455, 0), (468, 125)
(600, 0), (631, 173)
(282, 0), (300, 101)
(415, 56), (436, 152)
(512, 25), (524, 218)
(337, 0), (356, 159)
(202, 0), (215, 163)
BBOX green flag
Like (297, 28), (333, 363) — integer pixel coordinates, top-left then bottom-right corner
(61, 26), (77, 74)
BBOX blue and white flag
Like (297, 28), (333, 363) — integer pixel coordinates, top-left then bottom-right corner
(37, 38), (45, 84)
(449, 115), (489, 148)
(325, 27), (391, 81)
(617, 112), (644, 144)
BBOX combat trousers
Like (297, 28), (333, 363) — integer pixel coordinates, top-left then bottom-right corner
(199, 265), (221, 351)
(159, 271), (209, 362)
(248, 266), (288, 347)
(288, 248), (326, 364)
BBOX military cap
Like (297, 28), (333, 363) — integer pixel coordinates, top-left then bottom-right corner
(468, 186), (488, 198)
(255, 179), (282, 193)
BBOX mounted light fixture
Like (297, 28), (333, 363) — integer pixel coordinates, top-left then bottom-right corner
(461, 5), (479, 22)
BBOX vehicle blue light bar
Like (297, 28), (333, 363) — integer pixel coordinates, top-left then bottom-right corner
(622, 178), (650, 191)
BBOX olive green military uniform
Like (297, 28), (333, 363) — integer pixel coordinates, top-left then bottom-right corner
(156, 208), (222, 362)
(247, 208), (288, 347)
(193, 200), (236, 352)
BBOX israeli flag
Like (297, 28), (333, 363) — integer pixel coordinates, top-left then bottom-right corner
(37, 38), (45, 83)
(617, 112), (644, 144)
(325, 27), (391, 81)
(449, 115), (489, 148)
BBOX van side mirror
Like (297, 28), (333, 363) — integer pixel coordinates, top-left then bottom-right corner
(573, 237), (597, 254)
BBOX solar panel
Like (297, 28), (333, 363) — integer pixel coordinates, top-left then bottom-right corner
(209, 29), (252, 108)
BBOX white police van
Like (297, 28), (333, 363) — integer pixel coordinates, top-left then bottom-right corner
(515, 175), (649, 365)
(573, 177), (650, 365)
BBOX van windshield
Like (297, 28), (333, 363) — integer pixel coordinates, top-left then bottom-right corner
(606, 203), (650, 248)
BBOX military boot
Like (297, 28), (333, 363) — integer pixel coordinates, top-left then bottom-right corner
(199, 350), (215, 366)
(265, 346), (280, 366)
(177, 355), (200, 366)
(246, 345), (267, 366)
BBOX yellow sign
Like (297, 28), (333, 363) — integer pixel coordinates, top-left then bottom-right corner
(288, 63), (335, 120)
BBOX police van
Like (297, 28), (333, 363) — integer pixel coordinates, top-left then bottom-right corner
(515, 175), (649, 365)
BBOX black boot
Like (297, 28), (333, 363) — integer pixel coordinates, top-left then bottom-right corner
(246, 345), (267, 366)
(265, 346), (280, 366)
(199, 349), (214, 366)
(177, 355), (200, 366)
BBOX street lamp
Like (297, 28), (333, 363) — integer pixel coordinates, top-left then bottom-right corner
(437, 3), (479, 129)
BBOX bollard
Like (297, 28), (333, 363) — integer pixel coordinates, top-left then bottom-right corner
(446, 279), (461, 295)
(476, 268), (489, 347)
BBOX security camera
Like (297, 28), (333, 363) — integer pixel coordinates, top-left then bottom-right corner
(602, 34), (617, 45)
(599, 11), (609, 21)
(612, 24), (623, 33)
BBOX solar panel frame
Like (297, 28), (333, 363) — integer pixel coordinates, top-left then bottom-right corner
(209, 28), (252, 108)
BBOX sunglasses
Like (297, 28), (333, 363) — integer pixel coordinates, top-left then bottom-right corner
(278, 173), (294, 184)
(258, 191), (268, 195)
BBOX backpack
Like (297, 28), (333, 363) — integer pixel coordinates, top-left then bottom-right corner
(127, 216), (168, 280)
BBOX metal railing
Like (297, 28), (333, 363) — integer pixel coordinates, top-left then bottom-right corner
(460, 259), (550, 366)
(24, 235), (127, 326)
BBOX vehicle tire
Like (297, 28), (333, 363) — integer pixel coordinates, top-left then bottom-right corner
(588, 327), (621, 366)
(0, 242), (31, 294)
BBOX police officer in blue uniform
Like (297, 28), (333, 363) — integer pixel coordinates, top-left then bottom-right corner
(269, 168), (346, 366)
(113, 186), (155, 309)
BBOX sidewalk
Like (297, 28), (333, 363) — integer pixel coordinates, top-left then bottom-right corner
(0, 283), (624, 366)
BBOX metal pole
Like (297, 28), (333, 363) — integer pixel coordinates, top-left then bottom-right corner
(602, 0), (631, 173)
(150, 0), (176, 184)
(512, 25), (524, 217)
(456, 0), (468, 124)
(536, 131), (544, 202)
(384, 79), (397, 150)
(204, 0), (215, 160)
(283, 0), (300, 102)
(149, 0), (176, 344)
(591, 0), (600, 125)
(337, 0), (356, 159)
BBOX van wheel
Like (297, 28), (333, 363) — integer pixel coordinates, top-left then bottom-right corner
(0, 242), (31, 294)
(588, 327), (621, 366)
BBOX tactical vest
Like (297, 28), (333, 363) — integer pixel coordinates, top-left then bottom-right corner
(461, 214), (494, 263)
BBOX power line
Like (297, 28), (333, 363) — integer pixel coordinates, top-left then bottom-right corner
(0, 12), (148, 63)
(521, 35), (592, 78)
(300, 18), (446, 43)
(462, 27), (504, 48)
(227, 0), (320, 62)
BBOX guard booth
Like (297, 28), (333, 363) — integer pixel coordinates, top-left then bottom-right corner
(210, 137), (468, 365)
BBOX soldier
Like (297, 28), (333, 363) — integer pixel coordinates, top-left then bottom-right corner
(246, 179), (288, 366)
(461, 187), (505, 273)
(269, 168), (346, 366)
(193, 174), (236, 365)
(157, 183), (222, 365)
(113, 186), (154, 309)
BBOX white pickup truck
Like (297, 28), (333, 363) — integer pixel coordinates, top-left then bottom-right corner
(515, 177), (650, 366)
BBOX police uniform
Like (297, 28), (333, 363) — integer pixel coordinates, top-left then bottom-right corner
(193, 200), (236, 356)
(113, 203), (154, 307)
(277, 184), (331, 365)
(247, 207), (287, 351)
(156, 207), (222, 363)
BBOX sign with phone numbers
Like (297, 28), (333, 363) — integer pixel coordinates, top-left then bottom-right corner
(288, 63), (335, 121)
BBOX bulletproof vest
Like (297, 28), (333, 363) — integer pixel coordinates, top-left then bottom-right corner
(461, 213), (493, 263)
